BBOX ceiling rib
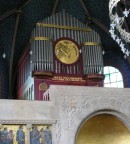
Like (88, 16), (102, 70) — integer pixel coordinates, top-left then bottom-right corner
(79, 0), (91, 19)
(0, 0), (31, 22)
(91, 18), (110, 36)
(9, 11), (21, 98)
(79, 0), (110, 36)
(9, 0), (31, 98)
(79, 0), (91, 26)
(18, 0), (32, 10)
(0, 9), (17, 22)
(52, 0), (59, 15)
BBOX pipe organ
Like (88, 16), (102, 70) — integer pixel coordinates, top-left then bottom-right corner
(17, 11), (104, 100)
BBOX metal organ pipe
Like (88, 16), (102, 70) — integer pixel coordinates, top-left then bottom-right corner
(38, 26), (41, 71)
(39, 26), (42, 71)
(95, 32), (99, 73)
(81, 28), (104, 75)
(93, 32), (95, 73)
(46, 19), (50, 71)
(36, 26), (39, 70)
(63, 12), (66, 38)
(46, 19), (48, 71)
(45, 26), (47, 71)
(40, 26), (43, 70)
(41, 27), (44, 71)
(94, 32), (97, 73)
(29, 11), (103, 79)
(33, 28), (36, 71)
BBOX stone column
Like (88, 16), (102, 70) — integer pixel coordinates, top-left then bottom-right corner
(26, 124), (32, 144)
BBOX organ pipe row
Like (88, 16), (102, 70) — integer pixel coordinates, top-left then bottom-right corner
(30, 10), (104, 76)
(30, 26), (53, 72)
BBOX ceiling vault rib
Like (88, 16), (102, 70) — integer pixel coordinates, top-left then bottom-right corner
(79, 0), (91, 20)
(79, 0), (110, 36)
(9, 0), (31, 98)
(0, 9), (17, 22)
(52, 0), (59, 15)
(79, 0), (91, 25)
(91, 18), (110, 36)
(9, 12), (21, 98)
(0, 0), (31, 22)
(18, 0), (31, 10)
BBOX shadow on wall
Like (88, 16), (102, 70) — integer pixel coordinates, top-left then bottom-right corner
(0, 57), (9, 99)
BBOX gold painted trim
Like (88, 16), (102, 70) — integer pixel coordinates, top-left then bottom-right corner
(83, 42), (101, 46)
(36, 23), (92, 32)
(31, 37), (51, 41)
(39, 83), (48, 91)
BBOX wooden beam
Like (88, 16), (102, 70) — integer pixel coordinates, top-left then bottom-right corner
(52, 0), (59, 15)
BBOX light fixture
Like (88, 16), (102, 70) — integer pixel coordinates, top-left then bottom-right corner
(109, 0), (130, 58)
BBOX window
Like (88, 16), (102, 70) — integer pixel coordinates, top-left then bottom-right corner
(104, 66), (123, 88)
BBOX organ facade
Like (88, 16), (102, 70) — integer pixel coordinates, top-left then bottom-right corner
(17, 11), (104, 100)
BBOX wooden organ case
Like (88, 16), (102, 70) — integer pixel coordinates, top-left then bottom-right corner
(17, 11), (104, 100)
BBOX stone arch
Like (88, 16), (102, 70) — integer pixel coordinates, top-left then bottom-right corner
(49, 85), (130, 144)
(75, 109), (130, 144)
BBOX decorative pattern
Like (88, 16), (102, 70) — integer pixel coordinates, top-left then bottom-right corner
(0, 124), (52, 144)
(49, 85), (130, 144)
(0, 120), (56, 125)
(55, 39), (79, 64)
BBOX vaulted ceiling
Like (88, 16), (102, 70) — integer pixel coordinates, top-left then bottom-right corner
(0, 0), (130, 68)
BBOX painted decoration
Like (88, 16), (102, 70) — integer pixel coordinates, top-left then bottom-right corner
(30, 125), (52, 144)
(0, 125), (27, 144)
(0, 124), (52, 144)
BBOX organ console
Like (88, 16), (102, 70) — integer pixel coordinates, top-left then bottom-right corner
(17, 11), (104, 100)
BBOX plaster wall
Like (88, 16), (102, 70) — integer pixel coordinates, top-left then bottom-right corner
(49, 85), (130, 144)
(0, 86), (130, 144)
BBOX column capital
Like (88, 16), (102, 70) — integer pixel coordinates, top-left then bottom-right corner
(26, 124), (32, 129)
